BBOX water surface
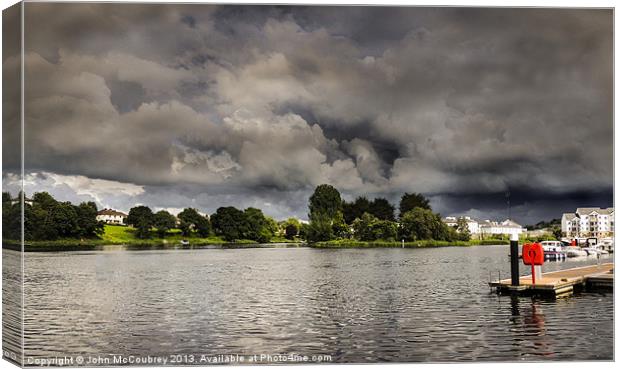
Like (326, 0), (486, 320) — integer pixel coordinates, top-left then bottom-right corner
(5, 245), (614, 363)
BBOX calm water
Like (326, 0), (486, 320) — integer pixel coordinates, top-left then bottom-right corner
(3, 245), (614, 364)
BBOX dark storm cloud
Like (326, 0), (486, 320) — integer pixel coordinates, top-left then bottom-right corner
(4, 4), (612, 222)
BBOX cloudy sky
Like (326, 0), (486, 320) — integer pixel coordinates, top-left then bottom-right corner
(2, 4), (613, 224)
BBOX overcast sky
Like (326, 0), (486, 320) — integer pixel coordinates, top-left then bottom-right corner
(2, 4), (613, 224)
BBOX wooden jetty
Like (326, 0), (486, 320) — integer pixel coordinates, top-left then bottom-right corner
(489, 263), (614, 297)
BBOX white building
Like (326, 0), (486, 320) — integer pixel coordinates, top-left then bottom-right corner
(96, 208), (128, 225)
(479, 219), (526, 236)
(561, 207), (614, 238)
(442, 216), (525, 237)
(443, 216), (480, 234)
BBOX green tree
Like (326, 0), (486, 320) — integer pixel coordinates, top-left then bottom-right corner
(332, 211), (350, 238)
(342, 196), (371, 224)
(211, 206), (248, 241)
(153, 210), (177, 238)
(2, 192), (11, 204)
(399, 207), (451, 241)
(399, 193), (431, 218)
(455, 217), (471, 241)
(244, 207), (272, 243)
(32, 192), (57, 211)
(2, 194), (20, 240)
(283, 218), (300, 239)
(369, 197), (395, 221)
(352, 212), (398, 241)
(307, 184), (342, 242)
(178, 208), (211, 237)
(352, 212), (377, 241)
(306, 212), (334, 242)
(126, 206), (154, 239)
(309, 184), (342, 221)
(75, 202), (104, 238)
(51, 202), (79, 238)
(265, 216), (279, 236)
(299, 222), (310, 240)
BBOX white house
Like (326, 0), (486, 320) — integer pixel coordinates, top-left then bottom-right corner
(479, 219), (526, 236)
(96, 208), (128, 225)
(562, 207), (614, 238)
(443, 216), (480, 234)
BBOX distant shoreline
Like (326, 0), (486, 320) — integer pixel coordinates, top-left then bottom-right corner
(312, 239), (510, 248)
(2, 238), (510, 252)
(1, 240), (304, 252)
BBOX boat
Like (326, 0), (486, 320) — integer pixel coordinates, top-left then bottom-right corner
(564, 246), (588, 257)
(581, 247), (600, 256)
(584, 244), (610, 256)
(540, 241), (567, 260)
(597, 239), (614, 253)
(180, 240), (190, 246)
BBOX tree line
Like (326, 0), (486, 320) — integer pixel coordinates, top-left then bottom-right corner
(3, 186), (471, 243)
(2, 192), (103, 241)
(305, 184), (470, 243)
(2, 191), (303, 243)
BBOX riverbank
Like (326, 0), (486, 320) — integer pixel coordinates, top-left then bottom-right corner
(3, 224), (303, 251)
(311, 239), (509, 248)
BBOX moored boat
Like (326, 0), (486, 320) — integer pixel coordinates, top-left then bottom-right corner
(540, 241), (567, 260)
(564, 246), (588, 257)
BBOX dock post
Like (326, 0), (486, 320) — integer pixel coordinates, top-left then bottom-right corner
(510, 233), (519, 286)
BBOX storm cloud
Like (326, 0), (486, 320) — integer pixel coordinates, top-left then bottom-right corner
(2, 4), (613, 223)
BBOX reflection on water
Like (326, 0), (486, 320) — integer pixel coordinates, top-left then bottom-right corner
(2, 247), (22, 364)
(7, 245), (614, 364)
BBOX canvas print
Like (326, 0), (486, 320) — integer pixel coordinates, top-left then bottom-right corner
(1, 1), (614, 366)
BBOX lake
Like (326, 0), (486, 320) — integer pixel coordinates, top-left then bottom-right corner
(2, 245), (614, 364)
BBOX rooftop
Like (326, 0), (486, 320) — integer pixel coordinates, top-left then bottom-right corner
(97, 208), (127, 217)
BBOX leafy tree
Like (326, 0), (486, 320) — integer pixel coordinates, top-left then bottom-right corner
(75, 202), (104, 238)
(2, 192), (12, 204)
(342, 196), (371, 224)
(126, 206), (155, 239)
(306, 212), (334, 242)
(369, 197), (395, 221)
(211, 206), (248, 241)
(2, 196), (21, 240)
(551, 225), (562, 240)
(373, 220), (398, 241)
(299, 223), (310, 240)
(399, 207), (451, 241)
(3, 192), (106, 241)
(307, 184), (342, 242)
(309, 184), (342, 221)
(283, 218), (300, 239)
(352, 213), (398, 241)
(54, 202), (80, 238)
(178, 208), (211, 237)
(399, 193), (431, 218)
(153, 210), (177, 237)
(455, 217), (471, 241)
(32, 192), (57, 211)
(332, 211), (350, 238)
(265, 216), (279, 236)
(244, 207), (272, 243)
(352, 213), (377, 241)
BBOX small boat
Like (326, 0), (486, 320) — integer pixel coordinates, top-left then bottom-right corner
(540, 241), (567, 260)
(597, 239), (614, 253)
(180, 240), (190, 246)
(582, 247), (600, 256)
(564, 246), (587, 257)
(585, 244), (610, 256)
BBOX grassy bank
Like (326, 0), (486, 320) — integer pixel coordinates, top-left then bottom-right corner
(3, 224), (509, 251)
(3, 225), (303, 251)
(311, 239), (509, 248)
